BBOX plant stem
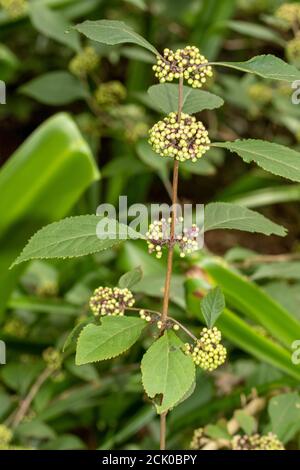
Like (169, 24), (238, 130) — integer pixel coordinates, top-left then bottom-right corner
(9, 367), (53, 429)
(159, 76), (184, 451)
(161, 76), (183, 325)
(160, 411), (167, 450)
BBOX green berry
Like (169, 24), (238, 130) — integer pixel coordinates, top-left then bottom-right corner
(89, 286), (135, 317)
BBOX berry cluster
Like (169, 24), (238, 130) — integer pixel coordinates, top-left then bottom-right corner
(69, 46), (100, 78)
(286, 34), (300, 67)
(149, 112), (210, 163)
(275, 3), (300, 29)
(183, 327), (227, 371)
(248, 83), (273, 105)
(146, 218), (201, 259)
(232, 433), (284, 450)
(0, 425), (13, 449)
(153, 46), (213, 88)
(95, 81), (127, 107)
(89, 287), (135, 317)
(3, 318), (28, 338)
(190, 428), (204, 450)
(43, 348), (62, 372)
(0, 0), (27, 18)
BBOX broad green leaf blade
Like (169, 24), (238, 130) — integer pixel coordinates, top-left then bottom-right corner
(201, 286), (225, 328)
(147, 84), (224, 114)
(235, 410), (256, 436)
(141, 331), (195, 414)
(204, 202), (287, 236)
(225, 21), (285, 46)
(268, 393), (300, 443)
(200, 258), (300, 347)
(118, 266), (143, 289)
(76, 316), (146, 365)
(20, 72), (88, 105)
(213, 55), (300, 82)
(0, 113), (99, 314)
(75, 20), (158, 56)
(214, 140), (300, 183)
(185, 278), (300, 380)
(252, 262), (300, 281)
(29, 3), (80, 51)
(12, 216), (143, 267)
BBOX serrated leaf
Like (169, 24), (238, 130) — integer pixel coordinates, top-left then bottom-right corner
(147, 84), (224, 114)
(119, 266), (143, 289)
(20, 72), (88, 106)
(141, 331), (195, 414)
(12, 216), (143, 267)
(214, 140), (300, 183)
(63, 319), (91, 352)
(214, 54), (300, 82)
(75, 20), (158, 55)
(76, 316), (146, 365)
(268, 393), (300, 442)
(29, 3), (80, 52)
(201, 286), (225, 328)
(235, 410), (256, 435)
(204, 202), (287, 236)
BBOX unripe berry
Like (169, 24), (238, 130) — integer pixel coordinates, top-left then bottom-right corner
(184, 327), (227, 372)
(232, 432), (284, 450)
(95, 81), (127, 107)
(0, 0), (27, 18)
(154, 46), (213, 89)
(149, 112), (210, 163)
(89, 286), (135, 317)
(69, 46), (100, 78)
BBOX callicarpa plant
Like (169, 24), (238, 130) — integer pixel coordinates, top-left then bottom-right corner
(12, 20), (300, 450)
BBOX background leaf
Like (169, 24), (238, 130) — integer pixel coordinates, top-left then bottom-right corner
(29, 3), (80, 51)
(20, 72), (88, 106)
(268, 393), (300, 442)
(118, 266), (143, 289)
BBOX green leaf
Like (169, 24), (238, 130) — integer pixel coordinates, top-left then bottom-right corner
(141, 331), (195, 414)
(12, 216), (142, 267)
(214, 140), (300, 183)
(20, 72), (88, 106)
(76, 316), (146, 365)
(119, 266), (143, 289)
(75, 20), (158, 55)
(147, 84), (224, 114)
(205, 424), (231, 440)
(225, 21), (285, 46)
(185, 278), (300, 380)
(16, 420), (56, 440)
(204, 202), (287, 236)
(201, 286), (225, 328)
(253, 262), (300, 281)
(268, 393), (300, 442)
(63, 319), (91, 352)
(220, 184), (300, 209)
(235, 410), (256, 435)
(29, 3), (80, 51)
(213, 55), (300, 82)
(200, 257), (300, 348)
(0, 113), (99, 314)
